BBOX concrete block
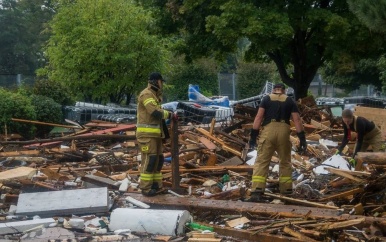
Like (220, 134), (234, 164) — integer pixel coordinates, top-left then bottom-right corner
(0, 218), (55, 235)
(16, 187), (109, 217)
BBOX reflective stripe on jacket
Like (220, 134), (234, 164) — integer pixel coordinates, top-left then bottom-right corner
(136, 86), (168, 138)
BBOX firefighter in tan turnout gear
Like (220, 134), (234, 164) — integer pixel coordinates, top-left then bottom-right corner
(247, 83), (307, 202)
(136, 72), (171, 197)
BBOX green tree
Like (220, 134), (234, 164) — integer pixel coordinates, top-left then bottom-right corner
(42, 0), (170, 105)
(0, 0), (55, 75)
(165, 58), (219, 101)
(237, 62), (278, 99)
(348, 0), (386, 33)
(146, 0), (384, 99)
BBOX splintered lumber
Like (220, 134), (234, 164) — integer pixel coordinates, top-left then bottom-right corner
(11, 118), (82, 129)
(195, 127), (241, 156)
(323, 167), (366, 183)
(318, 218), (366, 230)
(209, 222), (304, 242)
(264, 193), (339, 209)
(356, 152), (386, 165)
(0, 150), (41, 157)
(226, 217), (250, 228)
(283, 226), (318, 242)
(319, 188), (364, 202)
(311, 119), (330, 130)
(0, 167), (36, 181)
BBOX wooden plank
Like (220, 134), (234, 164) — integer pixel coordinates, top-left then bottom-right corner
(283, 226), (318, 242)
(323, 167), (366, 183)
(264, 193), (339, 209)
(0, 150), (40, 157)
(310, 119), (330, 130)
(226, 217), (250, 227)
(199, 136), (217, 150)
(319, 188), (364, 202)
(319, 218), (365, 230)
(126, 193), (386, 224)
(0, 167), (36, 181)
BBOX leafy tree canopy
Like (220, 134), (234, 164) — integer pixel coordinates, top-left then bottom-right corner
(348, 0), (386, 33)
(165, 57), (219, 101)
(0, 0), (55, 75)
(42, 0), (171, 105)
(143, 0), (385, 99)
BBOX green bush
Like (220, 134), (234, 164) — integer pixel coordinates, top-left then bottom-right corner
(33, 78), (75, 106)
(30, 95), (63, 138)
(0, 88), (37, 139)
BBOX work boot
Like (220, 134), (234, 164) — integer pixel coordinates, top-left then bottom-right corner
(151, 183), (167, 194)
(245, 191), (267, 203)
(281, 189), (293, 196)
(141, 189), (157, 197)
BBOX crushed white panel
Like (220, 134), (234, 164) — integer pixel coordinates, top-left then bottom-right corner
(313, 155), (352, 175)
(16, 187), (109, 217)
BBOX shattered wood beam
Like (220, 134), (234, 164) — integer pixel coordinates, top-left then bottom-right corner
(319, 188), (365, 202)
(11, 118), (82, 129)
(126, 193), (342, 219)
(323, 167), (366, 183)
(128, 165), (254, 175)
(264, 193), (339, 209)
(318, 218), (366, 230)
(283, 226), (319, 242)
(356, 152), (386, 166)
(210, 223), (304, 242)
(0, 134), (136, 145)
(196, 127), (241, 157)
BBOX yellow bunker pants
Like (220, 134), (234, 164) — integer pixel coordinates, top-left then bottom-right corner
(251, 122), (293, 194)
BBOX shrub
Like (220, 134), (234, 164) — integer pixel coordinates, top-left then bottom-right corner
(30, 95), (63, 138)
(0, 88), (36, 139)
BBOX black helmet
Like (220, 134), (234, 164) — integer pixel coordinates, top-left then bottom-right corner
(148, 72), (164, 82)
(273, 83), (285, 89)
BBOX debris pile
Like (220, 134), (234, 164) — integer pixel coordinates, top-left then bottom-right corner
(0, 100), (386, 241)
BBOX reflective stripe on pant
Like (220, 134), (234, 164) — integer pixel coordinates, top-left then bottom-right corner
(357, 126), (385, 152)
(252, 122), (293, 193)
(137, 137), (163, 192)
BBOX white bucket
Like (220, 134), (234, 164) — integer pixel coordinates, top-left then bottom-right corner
(109, 208), (191, 236)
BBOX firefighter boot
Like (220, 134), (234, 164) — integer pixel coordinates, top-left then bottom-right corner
(141, 189), (157, 197)
(245, 191), (267, 203)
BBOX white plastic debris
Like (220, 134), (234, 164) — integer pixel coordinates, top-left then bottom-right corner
(313, 155), (351, 175)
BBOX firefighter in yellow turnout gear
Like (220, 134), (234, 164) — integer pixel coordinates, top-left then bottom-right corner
(136, 72), (171, 197)
(247, 83), (307, 202)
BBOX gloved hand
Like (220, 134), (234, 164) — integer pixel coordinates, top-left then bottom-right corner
(297, 131), (307, 152)
(172, 112), (178, 121)
(349, 158), (356, 168)
(335, 150), (342, 156)
(248, 129), (259, 148)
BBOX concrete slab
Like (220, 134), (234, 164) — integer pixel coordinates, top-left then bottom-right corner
(0, 218), (55, 235)
(16, 187), (109, 217)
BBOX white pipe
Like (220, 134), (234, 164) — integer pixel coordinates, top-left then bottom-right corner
(109, 208), (191, 236)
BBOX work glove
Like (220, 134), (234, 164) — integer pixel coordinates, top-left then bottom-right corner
(248, 129), (259, 149)
(348, 158), (356, 168)
(335, 150), (342, 156)
(297, 131), (307, 152)
(172, 112), (178, 121)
